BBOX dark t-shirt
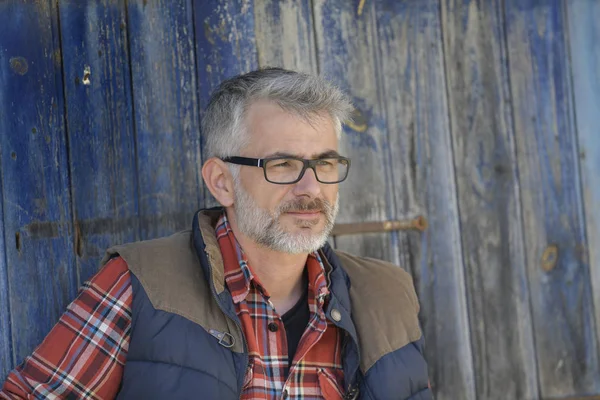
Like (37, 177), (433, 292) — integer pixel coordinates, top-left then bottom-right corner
(281, 273), (310, 371)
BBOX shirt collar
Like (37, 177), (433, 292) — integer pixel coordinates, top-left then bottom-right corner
(215, 212), (330, 308)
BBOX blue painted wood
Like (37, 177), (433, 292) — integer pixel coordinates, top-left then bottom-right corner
(253, 0), (316, 72)
(312, 0), (400, 265)
(58, 1), (139, 284)
(194, 0), (259, 207)
(566, 0), (600, 377)
(0, 0), (78, 369)
(438, 1), (539, 398)
(194, 0), (258, 110)
(505, 0), (599, 396)
(0, 163), (12, 381)
(375, 1), (475, 398)
(126, 0), (203, 239)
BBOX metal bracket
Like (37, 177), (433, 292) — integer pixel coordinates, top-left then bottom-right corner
(331, 216), (428, 236)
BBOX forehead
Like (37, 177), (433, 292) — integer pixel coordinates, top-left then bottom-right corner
(244, 100), (338, 157)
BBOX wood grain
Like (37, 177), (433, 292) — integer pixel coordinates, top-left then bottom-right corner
(0, 0), (78, 369)
(0, 161), (12, 381)
(253, 0), (316, 73)
(566, 0), (600, 373)
(440, 0), (539, 398)
(194, 0), (259, 208)
(58, 1), (139, 283)
(505, 0), (600, 396)
(126, 0), (203, 238)
(312, 0), (399, 265)
(374, 1), (474, 398)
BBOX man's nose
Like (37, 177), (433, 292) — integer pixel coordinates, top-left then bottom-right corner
(292, 167), (322, 197)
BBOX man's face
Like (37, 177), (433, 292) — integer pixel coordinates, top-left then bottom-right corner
(231, 100), (340, 254)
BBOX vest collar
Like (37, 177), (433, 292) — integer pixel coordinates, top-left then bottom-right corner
(191, 208), (353, 314)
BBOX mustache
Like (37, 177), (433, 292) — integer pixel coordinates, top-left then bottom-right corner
(278, 198), (331, 213)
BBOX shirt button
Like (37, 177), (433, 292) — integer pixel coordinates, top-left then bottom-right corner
(268, 322), (279, 332)
(282, 389), (288, 399)
(331, 308), (342, 322)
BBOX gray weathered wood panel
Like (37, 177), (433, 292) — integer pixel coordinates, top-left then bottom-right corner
(375, 1), (474, 398)
(253, 0), (317, 73)
(567, 0), (600, 366)
(440, 0), (538, 398)
(505, 0), (600, 396)
(312, 0), (399, 265)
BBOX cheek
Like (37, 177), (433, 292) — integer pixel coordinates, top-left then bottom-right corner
(246, 180), (289, 209)
(322, 185), (339, 204)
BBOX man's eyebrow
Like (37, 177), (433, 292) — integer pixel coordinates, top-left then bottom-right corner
(314, 150), (341, 159)
(262, 150), (341, 159)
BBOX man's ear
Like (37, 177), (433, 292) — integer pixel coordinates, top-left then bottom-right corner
(202, 158), (235, 207)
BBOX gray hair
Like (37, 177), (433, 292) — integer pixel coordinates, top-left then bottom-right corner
(201, 68), (353, 160)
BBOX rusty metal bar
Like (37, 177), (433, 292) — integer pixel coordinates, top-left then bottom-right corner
(331, 216), (428, 236)
(554, 397), (600, 400)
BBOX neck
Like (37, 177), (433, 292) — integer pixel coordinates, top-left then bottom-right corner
(226, 211), (308, 315)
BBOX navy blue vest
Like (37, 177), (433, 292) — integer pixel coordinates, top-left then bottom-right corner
(108, 211), (432, 399)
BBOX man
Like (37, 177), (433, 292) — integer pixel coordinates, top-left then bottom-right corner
(1, 68), (431, 399)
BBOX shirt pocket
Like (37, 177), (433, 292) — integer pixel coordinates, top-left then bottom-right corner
(317, 368), (344, 400)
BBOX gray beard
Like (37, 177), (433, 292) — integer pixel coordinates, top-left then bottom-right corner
(232, 183), (339, 254)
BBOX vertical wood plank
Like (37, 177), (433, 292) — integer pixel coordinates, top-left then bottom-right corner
(0, 0), (78, 367)
(126, 0), (203, 239)
(505, 0), (600, 396)
(195, 0), (259, 109)
(194, 0), (259, 207)
(58, 0), (139, 283)
(312, 0), (398, 264)
(374, 1), (475, 398)
(253, 0), (317, 73)
(0, 168), (12, 381)
(440, 1), (539, 398)
(566, 0), (600, 372)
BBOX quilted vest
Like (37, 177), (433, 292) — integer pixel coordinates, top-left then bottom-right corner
(101, 210), (432, 399)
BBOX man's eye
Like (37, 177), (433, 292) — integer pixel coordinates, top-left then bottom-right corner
(317, 160), (334, 166)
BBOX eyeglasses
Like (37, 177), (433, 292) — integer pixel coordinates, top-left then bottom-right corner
(221, 156), (351, 184)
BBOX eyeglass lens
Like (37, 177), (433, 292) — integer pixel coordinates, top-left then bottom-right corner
(264, 158), (349, 183)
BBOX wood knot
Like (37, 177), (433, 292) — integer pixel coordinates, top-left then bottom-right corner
(9, 57), (28, 75)
(541, 244), (559, 272)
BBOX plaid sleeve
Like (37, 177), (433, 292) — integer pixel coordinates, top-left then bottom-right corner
(0, 257), (132, 400)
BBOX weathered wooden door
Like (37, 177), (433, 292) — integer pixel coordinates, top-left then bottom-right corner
(1, 1), (599, 399)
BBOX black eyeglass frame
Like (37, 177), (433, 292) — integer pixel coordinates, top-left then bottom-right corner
(221, 156), (351, 185)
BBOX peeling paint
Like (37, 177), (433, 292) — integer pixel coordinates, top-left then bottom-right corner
(82, 65), (91, 85)
(357, 0), (366, 16)
(346, 108), (368, 132)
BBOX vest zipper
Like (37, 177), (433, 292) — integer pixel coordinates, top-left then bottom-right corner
(203, 251), (249, 399)
(319, 249), (362, 397)
(208, 329), (235, 348)
(232, 317), (248, 400)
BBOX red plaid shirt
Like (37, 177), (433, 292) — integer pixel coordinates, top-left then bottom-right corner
(1, 215), (344, 399)
(216, 214), (345, 399)
(0, 257), (131, 399)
